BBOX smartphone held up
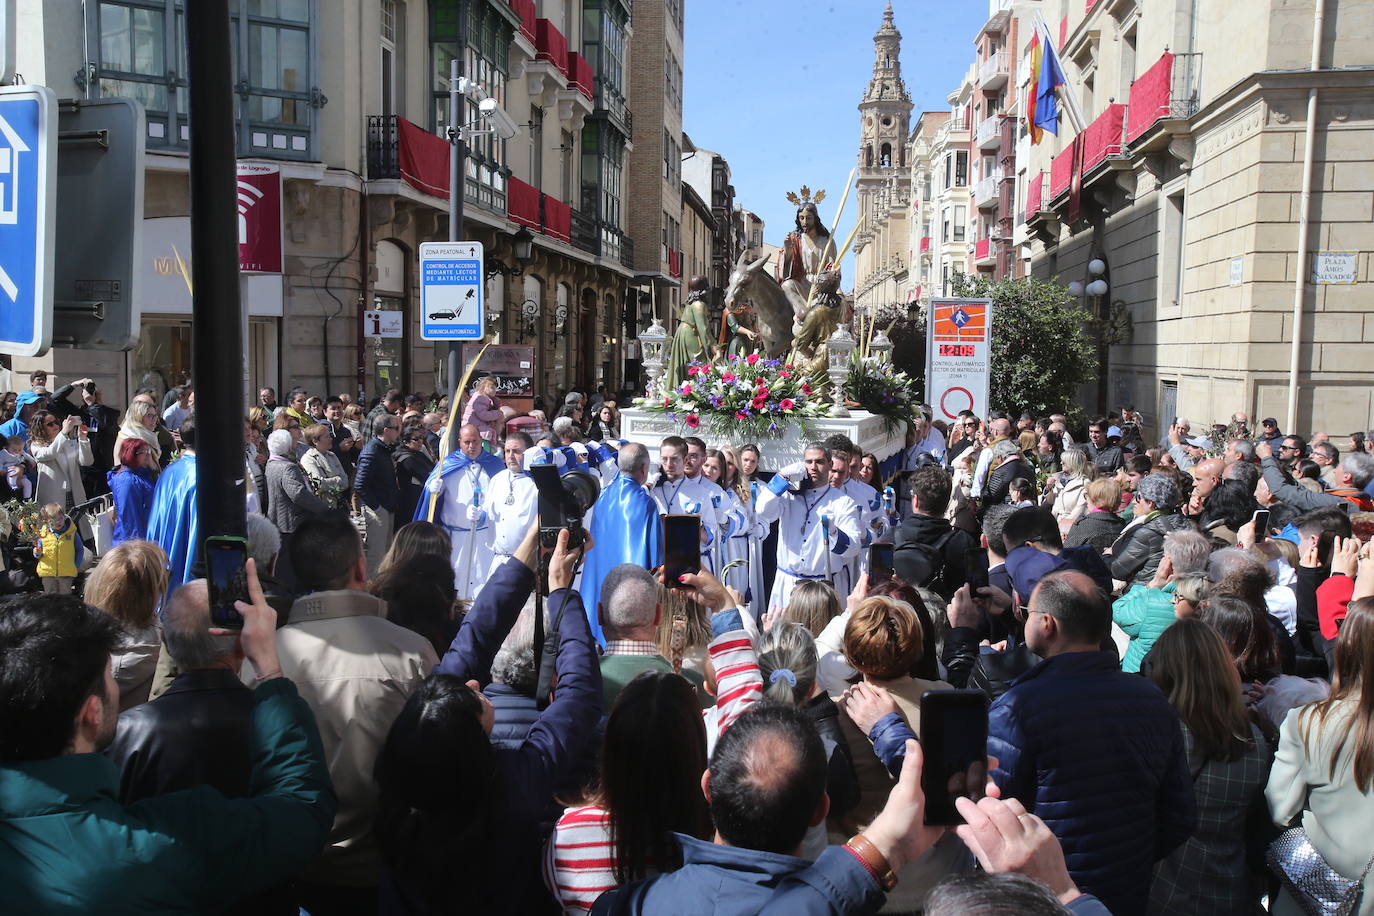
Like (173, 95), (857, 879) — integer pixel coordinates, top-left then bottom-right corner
(205, 536), (250, 629)
(920, 690), (990, 826)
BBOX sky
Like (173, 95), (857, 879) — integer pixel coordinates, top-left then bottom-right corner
(682, 0), (990, 287)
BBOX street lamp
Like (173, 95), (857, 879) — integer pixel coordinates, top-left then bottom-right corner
(869, 327), (894, 363)
(512, 226), (535, 263)
(826, 325), (856, 417)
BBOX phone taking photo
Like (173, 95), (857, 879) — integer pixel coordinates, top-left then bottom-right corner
(920, 690), (990, 825)
(964, 547), (989, 595)
(205, 536), (250, 629)
(661, 514), (702, 584)
(869, 542), (895, 581)
(1251, 508), (1270, 543)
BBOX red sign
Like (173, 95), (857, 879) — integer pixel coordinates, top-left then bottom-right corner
(236, 163), (282, 273)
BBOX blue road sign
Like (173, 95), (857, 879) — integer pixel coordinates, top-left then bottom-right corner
(420, 241), (484, 341)
(0, 85), (56, 357)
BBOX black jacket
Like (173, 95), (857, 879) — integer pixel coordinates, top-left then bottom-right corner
(984, 457), (1037, 509)
(393, 446), (436, 524)
(804, 693), (859, 822)
(106, 668), (257, 803)
(893, 512), (978, 598)
(1109, 512), (1194, 586)
(1065, 511), (1127, 555)
(354, 436), (399, 513)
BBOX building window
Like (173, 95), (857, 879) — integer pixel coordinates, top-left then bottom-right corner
(431, 0), (511, 212)
(954, 151), (968, 187)
(665, 0), (683, 34)
(88, 0), (317, 158)
(880, 143), (891, 168)
(953, 205), (966, 243)
(1161, 191), (1187, 307)
(664, 50), (683, 113)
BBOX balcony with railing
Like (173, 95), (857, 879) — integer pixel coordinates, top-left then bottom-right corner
(366, 114), (507, 212)
(510, 0), (536, 42)
(973, 237), (998, 268)
(1050, 144), (1075, 199)
(935, 116), (970, 145)
(535, 19), (569, 76)
(567, 51), (594, 101)
(1025, 171), (1046, 221)
(1081, 103), (1126, 175)
(1126, 51), (1202, 146)
(508, 177), (542, 230)
(570, 207), (598, 253)
(973, 169), (1003, 209)
(976, 115), (1002, 150)
(977, 49), (1009, 90)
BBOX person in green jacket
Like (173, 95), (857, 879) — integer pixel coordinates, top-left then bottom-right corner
(0, 560), (336, 915)
(1112, 529), (1212, 673)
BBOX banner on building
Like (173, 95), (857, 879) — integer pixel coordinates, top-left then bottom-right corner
(925, 297), (993, 422)
(236, 162), (282, 273)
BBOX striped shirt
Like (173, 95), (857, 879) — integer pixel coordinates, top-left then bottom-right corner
(542, 617), (763, 913)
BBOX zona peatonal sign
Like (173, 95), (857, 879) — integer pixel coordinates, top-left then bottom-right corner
(925, 297), (993, 422)
(420, 241), (484, 341)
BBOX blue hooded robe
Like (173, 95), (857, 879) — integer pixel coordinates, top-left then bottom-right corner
(580, 473), (664, 647)
(413, 449), (506, 525)
(146, 453), (198, 597)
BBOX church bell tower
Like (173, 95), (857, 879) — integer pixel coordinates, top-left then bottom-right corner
(856, 4), (913, 263)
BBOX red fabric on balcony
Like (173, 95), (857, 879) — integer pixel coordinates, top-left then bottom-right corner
(542, 194), (571, 242)
(396, 117), (449, 198)
(508, 177), (541, 230)
(511, 0), (536, 43)
(975, 238), (991, 262)
(1026, 171), (1044, 218)
(1086, 0), (1098, 10)
(1126, 52), (1174, 143)
(919, 237), (931, 253)
(668, 249), (681, 278)
(567, 51), (594, 100)
(535, 19), (569, 75)
(1059, 17), (1068, 48)
(1080, 103), (1126, 173)
(1050, 146), (1074, 198)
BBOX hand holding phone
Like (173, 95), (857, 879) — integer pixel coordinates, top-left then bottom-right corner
(920, 690), (990, 825)
(869, 542), (895, 581)
(205, 536), (251, 629)
(1251, 509), (1270, 543)
(964, 547), (989, 594)
(661, 514), (702, 585)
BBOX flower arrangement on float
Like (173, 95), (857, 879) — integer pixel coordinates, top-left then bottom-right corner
(637, 353), (828, 441)
(845, 355), (920, 436)
(1, 499), (42, 545)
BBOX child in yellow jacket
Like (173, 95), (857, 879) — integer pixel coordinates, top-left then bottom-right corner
(33, 503), (84, 595)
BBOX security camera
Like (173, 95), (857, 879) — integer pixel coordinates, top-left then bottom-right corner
(479, 97), (519, 141)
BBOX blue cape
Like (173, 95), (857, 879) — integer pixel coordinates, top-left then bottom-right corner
(581, 474), (664, 647)
(146, 454), (198, 597)
(413, 449), (506, 525)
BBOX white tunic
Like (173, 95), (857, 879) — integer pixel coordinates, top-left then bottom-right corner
(715, 486), (752, 597)
(481, 468), (539, 594)
(650, 473), (723, 574)
(439, 460), (499, 602)
(754, 480), (861, 611)
(836, 477), (891, 596)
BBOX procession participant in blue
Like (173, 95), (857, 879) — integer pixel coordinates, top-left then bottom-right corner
(579, 442), (663, 646)
(651, 436), (722, 575)
(416, 423), (504, 603)
(754, 443), (862, 610)
(146, 419), (199, 597)
(480, 431), (538, 597)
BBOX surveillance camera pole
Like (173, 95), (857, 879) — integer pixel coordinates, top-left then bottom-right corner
(446, 54), (466, 455)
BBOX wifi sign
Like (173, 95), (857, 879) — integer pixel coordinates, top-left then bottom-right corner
(235, 162), (282, 274)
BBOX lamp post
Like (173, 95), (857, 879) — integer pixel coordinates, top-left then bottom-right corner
(639, 318), (669, 400)
(826, 324), (856, 417)
(870, 326), (894, 364)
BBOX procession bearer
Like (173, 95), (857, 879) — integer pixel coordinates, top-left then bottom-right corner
(480, 430), (538, 596)
(417, 423), (504, 601)
(753, 443), (862, 610)
(651, 436), (722, 575)
(825, 434), (891, 597)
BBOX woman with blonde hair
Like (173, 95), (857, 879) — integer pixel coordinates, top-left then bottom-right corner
(720, 444), (769, 612)
(782, 579), (841, 636)
(1147, 618), (1272, 914)
(85, 539), (169, 710)
(1045, 447), (1094, 535)
(300, 422), (348, 508)
(115, 399), (162, 462)
(1065, 476), (1126, 554)
(1267, 597), (1374, 916)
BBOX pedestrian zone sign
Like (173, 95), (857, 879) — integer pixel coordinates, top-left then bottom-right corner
(0, 85), (56, 357)
(420, 241), (484, 341)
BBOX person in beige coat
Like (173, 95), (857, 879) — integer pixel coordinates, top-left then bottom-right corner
(1044, 447), (1093, 537)
(263, 512), (438, 912)
(1266, 595), (1374, 915)
(29, 411), (94, 540)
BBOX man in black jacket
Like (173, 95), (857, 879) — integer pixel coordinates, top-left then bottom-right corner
(354, 413), (402, 576)
(106, 579), (296, 914)
(893, 466), (977, 599)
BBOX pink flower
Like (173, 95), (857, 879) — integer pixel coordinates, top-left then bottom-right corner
(721, 372), (736, 383)
(679, 382), (692, 395)
(780, 398), (796, 411)
(746, 353), (760, 365)
(779, 370), (792, 379)
(662, 397), (671, 408)
(685, 414), (700, 429)
(687, 366), (698, 377)
(755, 386), (770, 400)
(703, 365), (714, 376)
(735, 410), (749, 420)
(801, 383), (813, 395)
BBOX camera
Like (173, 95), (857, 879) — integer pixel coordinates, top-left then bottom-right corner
(529, 465), (599, 549)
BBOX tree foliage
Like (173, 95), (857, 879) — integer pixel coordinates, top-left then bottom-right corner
(916, 275), (1098, 417)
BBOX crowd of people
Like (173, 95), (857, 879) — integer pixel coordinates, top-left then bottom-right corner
(2, 369), (1373, 916)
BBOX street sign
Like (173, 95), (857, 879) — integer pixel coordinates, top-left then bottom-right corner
(1312, 251), (1358, 285)
(420, 241), (484, 341)
(0, 84), (57, 357)
(925, 297), (993, 422)
(363, 309), (405, 338)
(53, 97), (145, 351)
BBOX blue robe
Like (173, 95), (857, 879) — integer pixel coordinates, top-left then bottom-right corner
(580, 474), (663, 646)
(413, 449), (506, 525)
(146, 453), (198, 597)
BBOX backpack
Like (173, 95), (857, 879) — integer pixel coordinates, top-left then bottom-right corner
(894, 527), (961, 595)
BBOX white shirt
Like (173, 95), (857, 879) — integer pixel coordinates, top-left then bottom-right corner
(486, 468), (538, 558)
(651, 473), (723, 558)
(754, 480), (862, 579)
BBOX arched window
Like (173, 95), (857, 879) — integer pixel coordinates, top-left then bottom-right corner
(865, 146), (873, 168)
(880, 143), (892, 168)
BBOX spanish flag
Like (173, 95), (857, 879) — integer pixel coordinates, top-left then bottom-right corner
(1026, 30), (1043, 145)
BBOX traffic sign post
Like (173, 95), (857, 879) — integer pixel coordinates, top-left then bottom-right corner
(925, 297), (994, 422)
(420, 241), (485, 341)
(0, 84), (57, 358)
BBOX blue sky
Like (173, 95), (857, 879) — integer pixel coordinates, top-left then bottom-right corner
(682, 0), (989, 286)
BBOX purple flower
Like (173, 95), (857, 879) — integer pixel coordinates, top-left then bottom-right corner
(667, 412), (678, 421)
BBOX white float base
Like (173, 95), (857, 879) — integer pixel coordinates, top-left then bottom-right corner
(619, 407), (905, 470)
